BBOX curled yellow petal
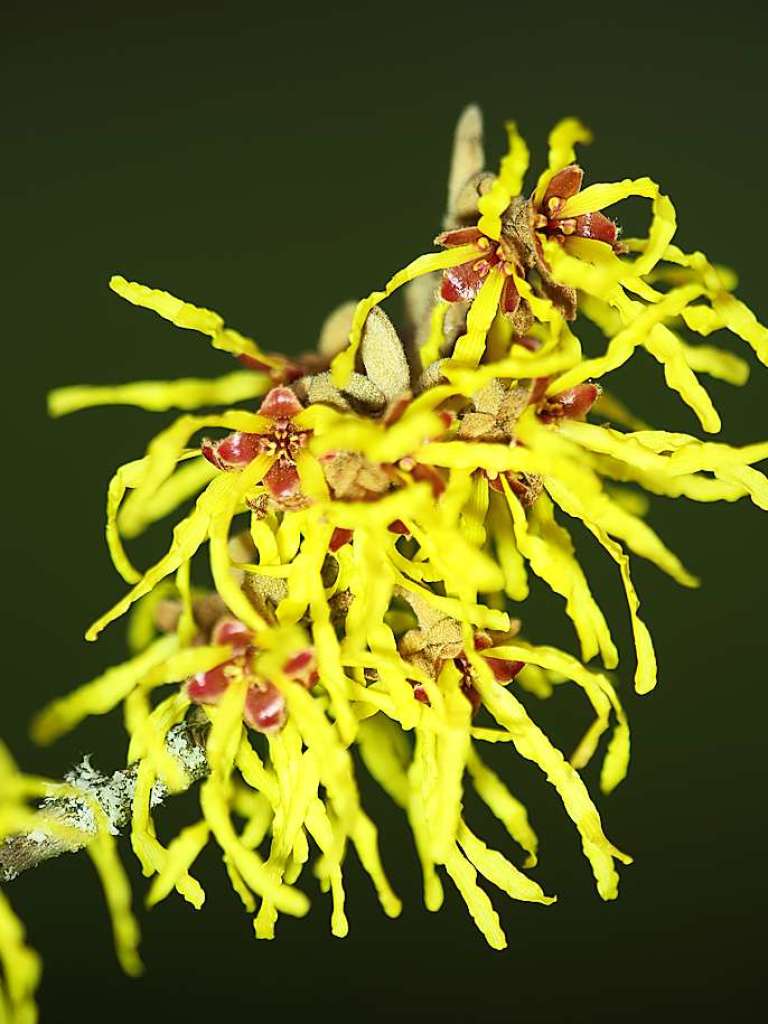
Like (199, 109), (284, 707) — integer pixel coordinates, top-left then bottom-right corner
(466, 748), (538, 867)
(546, 479), (657, 694)
(533, 117), (593, 206)
(502, 480), (617, 667)
(471, 657), (630, 900)
(200, 774), (309, 917)
(110, 276), (282, 367)
(32, 635), (178, 744)
(48, 371), (269, 417)
(477, 121), (529, 240)
(87, 474), (237, 641)
(442, 844), (507, 950)
(457, 822), (554, 906)
(559, 177), (676, 278)
(0, 888), (41, 1024)
(146, 821), (210, 909)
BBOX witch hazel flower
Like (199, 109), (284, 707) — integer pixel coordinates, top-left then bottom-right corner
(428, 153), (624, 332)
(185, 615), (318, 733)
(532, 164), (624, 251)
(201, 386), (311, 508)
(435, 157), (623, 321)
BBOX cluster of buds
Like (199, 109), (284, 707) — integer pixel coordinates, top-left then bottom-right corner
(185, 615), (318, 733)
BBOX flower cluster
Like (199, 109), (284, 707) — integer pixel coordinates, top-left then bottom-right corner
(34, 107), (768, 957)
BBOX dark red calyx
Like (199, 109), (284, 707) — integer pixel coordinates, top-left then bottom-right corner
(238, 354), (271, 372)
(202, 431), (264, 470)
(237, 355), (304, 384)
(473, 631), (493, 652)
(411, 682), (430, 705)
(329, 527), (354, 552)
(244, 681), (287, 733)
(186, 660), (238, 705)
(484, 657), (525, 684)
(488, 469), (524, 496)
(283, 648), (319, 689)
(408, 461), (447, 499)
(501, 275), (521, 315)
(529, 376), (552, 405)
(440, 258), (492, 304)
(538, 382), (600, 423)
(513, 335), (541, 353)
(461, 681), (482, 715)
(263, 459), (302, 502)
(258, 386), (303, 420)
(542, 165), (584, 209)
(435, 226), (484, 248)
(573, 211), (618, 246)
(387, 519), (411, 536)
(211, 616), (253, 651)
(383, 393), (413, 426)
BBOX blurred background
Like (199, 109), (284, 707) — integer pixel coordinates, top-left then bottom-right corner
(2, 1), (766, 1020)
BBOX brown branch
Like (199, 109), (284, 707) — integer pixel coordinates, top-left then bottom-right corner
(0, 717), (210, 882)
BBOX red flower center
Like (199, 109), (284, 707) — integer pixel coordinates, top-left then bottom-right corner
(436, 227), (523, 315)
(184, 616), (319, 735)
(533, 165), (622, 251)
(201, 387), (311, 506)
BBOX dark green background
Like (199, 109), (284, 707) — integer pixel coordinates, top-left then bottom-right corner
(3, 1), (766, 1020)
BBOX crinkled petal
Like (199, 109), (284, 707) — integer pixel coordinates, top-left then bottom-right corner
(32, 635), (178, 744)
(457, 822), (554, 906)
(466, 748), (538, 867)
(87, 475), (233, 641)
(470, 656), (630, 899)
(558, 178), (676, 278)
(477, 121), (529, 240)
(546, 479), (657, 693)
(48, 371), (270, 417)
(110, 276), (283, 368)
(442, 844), (507, 950)
(451, 267), (506, 366)
(533, 117), (593, 206)
(503, 481), (617, 667)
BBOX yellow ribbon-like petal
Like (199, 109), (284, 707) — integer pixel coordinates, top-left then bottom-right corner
(477, 121), (530, 240)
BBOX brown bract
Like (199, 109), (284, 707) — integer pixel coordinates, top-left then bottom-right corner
(501, 196), (578, 323)
(457, 378), (533, 443)
(396, 587), (521, 680)
(320, 450), (393, 501)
